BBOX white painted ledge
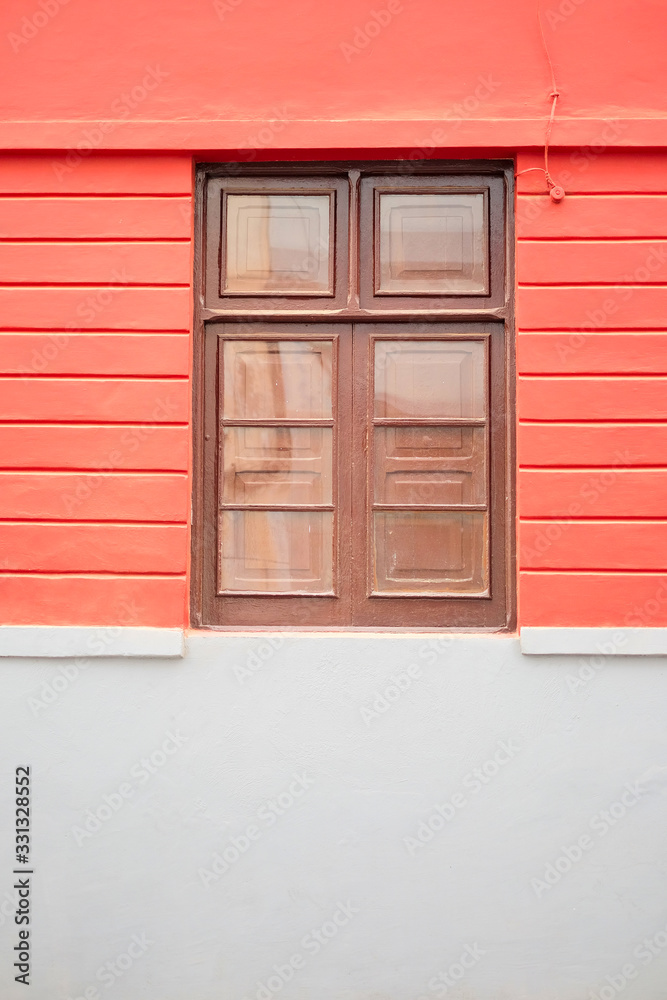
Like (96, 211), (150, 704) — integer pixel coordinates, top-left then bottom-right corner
(521, 627), (667, 656)
(0, 627), (184, 658)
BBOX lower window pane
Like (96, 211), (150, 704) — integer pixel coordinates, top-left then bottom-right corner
(222, 427), (333, 505)
(374, 425), (486, 505)
(219, 510), (333, 593)
(373, 511), (488, 594)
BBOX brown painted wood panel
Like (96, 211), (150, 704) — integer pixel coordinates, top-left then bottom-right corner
(517, 241), (667, 285)
(518, 422), (667, 467)
(519, 376), (667, 420)
(0, 197), (192, 239)
(0, 523), (188, 572)
(517, 333), (667, 375)
(520, 521), (667, 571)
(0, 473), (188, 521)
(0, 287), (190, 330)
(0, 425), (189, 471)
(349, 323), (506, 628)
(518, 286), (667, 330)
(0, 574), (187, 627)
(0, 241), (191, 284)
(517, 196), (667, 239)
(0, 334), (190, 376)
(200, 323), (352, 627)
(519, 469), (667, 518)
(193, 162), (515, 631)
(520, 572), (667, 627)
(0, 379), (189, 422)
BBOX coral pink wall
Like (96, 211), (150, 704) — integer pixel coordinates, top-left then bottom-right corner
(1, 0), (666, 149)
(0, 156), (192, 626)
(1, 0), (666, 628)
(517, 151), (667, 627)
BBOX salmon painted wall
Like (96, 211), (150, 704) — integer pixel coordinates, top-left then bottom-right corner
(3, 149), (667, 629)
(0, 156), (193, 626)
(1, 0), (666, 150)
(1, 0), (666, 629)
(517, 151), (667, 628)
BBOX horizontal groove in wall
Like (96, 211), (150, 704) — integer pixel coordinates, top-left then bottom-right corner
(0, 467), (189, 474)
(519, 418), (667, 424)
(519, 567), (667, 574)
(518, 373), (667, 379)
(517, 193), (667, 199)
(516, 237), (667, 244)
(519, 419), (667, 426)
(517, 285), (667, 293)
(0, 237), (192, 244)
(0, 373), (189, 381)
(0, 469), (188, 477)
(0, 282), (191, 289)
(0, 330), (190, 337)
(520, 569), (667, 576)
(519, 371), (667, 377)
(0, 518), (189, 526)
(517, 236), (667, 242)
(520, 516), (667, 522)
(519, 464), (667, 470)
(0, 570), (187, 578)
(0, 420), (189, 427)
(0, 193), (192, 200)
(518, 327), (667, 332)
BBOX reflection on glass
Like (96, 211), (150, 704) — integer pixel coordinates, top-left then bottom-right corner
(224, 194), (332, 294)
(377, 193), (487, 294)
(223, 340), (333, 420)
(374, 340), (485, 419)
(374, 426), (486, 504)
(373, 511), (488, 594)
(219, 510), (333, 593)
(222, 427), (333, 505)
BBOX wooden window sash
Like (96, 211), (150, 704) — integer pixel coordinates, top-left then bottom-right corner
(192, 162), (515, 631)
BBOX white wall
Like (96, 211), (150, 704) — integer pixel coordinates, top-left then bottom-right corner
(2, 634), (667, 1000)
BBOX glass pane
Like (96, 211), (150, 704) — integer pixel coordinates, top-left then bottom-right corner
(373, 512), (488, 594)
(219, 510), (333, 593)
(377, 193), (487, 294)
(374, 426), (486, 504)
(224, 194), (332, 294)
(223, 340), (333, 420)
(222, 427), (332, 505)
(374, 340), (485, 419)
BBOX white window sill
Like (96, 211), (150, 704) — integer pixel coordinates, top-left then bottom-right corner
(0, 627), (184, 658)
(520, 627), (667, 656)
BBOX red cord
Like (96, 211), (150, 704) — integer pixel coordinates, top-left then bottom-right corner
(515, 3), (564, 200)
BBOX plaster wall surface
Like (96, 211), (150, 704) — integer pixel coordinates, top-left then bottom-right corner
(1, 634), (667, 999)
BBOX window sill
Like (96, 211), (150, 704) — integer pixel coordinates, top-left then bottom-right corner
(0, 627), (184, 658)
(520, 627), (667, 656)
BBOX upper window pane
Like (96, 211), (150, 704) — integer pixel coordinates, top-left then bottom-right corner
(224, 194), (332, 295)
(377, 193), (487, 294)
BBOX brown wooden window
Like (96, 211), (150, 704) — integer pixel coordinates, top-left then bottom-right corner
(193, 162), (515, 630)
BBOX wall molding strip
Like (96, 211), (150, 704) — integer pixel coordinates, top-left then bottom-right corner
(521, 627), (667, 656)
(0, 627), (185, 658)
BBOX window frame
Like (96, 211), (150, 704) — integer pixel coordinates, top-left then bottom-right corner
(191, 159), (516, 632)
